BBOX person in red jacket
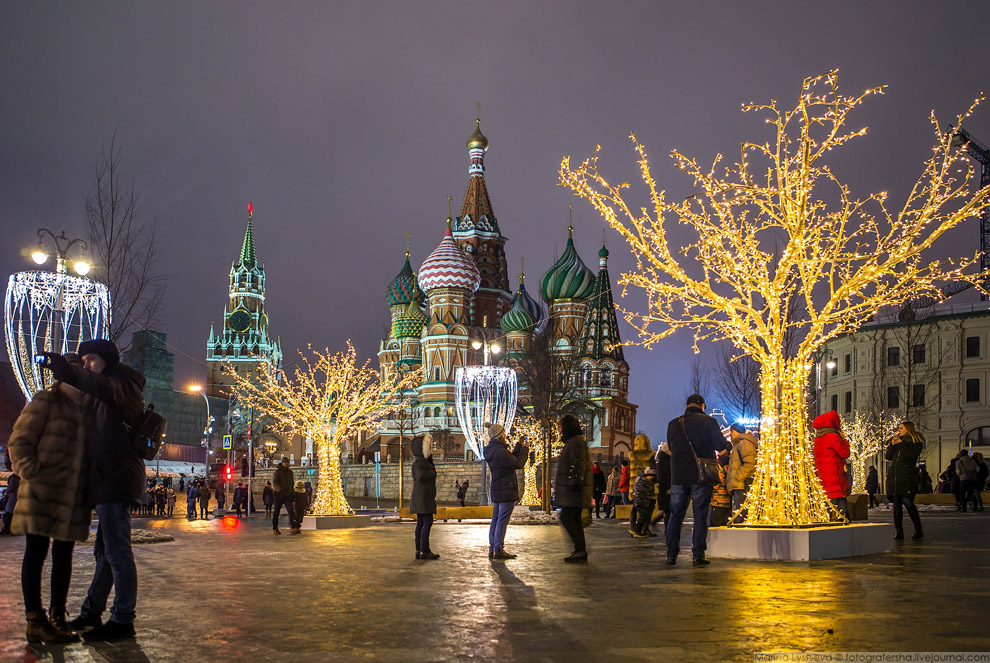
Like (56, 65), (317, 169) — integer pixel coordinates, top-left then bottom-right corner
(813, 410), (851, 521)
(618, 460), (631, 505)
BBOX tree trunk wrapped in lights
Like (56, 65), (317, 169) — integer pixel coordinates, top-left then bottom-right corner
(513, 419), (560, 506)
(845, 412), (896, 495)
(229, 342), (420, 516)
(560, 71), (990, 526)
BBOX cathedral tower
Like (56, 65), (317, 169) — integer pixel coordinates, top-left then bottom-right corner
(539, 225), (595, 356)
(206, 205), (283, 397)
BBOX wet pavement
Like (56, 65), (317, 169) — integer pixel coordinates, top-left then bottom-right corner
(0, 509), (988, 662)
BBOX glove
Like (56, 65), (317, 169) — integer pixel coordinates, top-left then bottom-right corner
(38, 352), (69, 381)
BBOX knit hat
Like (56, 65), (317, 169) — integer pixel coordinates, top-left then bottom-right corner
(488, 423), (505, 439)
(280, 456), (290, 464)
(686, 393), (705, 406)
(295, 480), (306, 492)
(645, 468), (657, 476)
(730, 423), (746, 435)
(78, 339), (119, 370)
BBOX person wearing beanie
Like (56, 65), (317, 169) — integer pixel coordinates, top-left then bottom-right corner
(271, 457), (296, 535)
(410, 433), (439, 560)
(290, 481), (308, 534)
(38, 338), (146, 641)
(483, 423), (528, 560)
(726, 424), (759, 524)
(554, 414), (592, 562)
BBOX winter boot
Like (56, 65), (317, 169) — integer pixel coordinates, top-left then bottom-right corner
(893, 506), (904, 540)
(26, 610), (77, 644)
(48, 609), (79, 641)
(908, 510), (924, 540)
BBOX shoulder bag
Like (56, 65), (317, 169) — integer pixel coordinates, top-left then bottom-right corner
(678, 416), (721, 487)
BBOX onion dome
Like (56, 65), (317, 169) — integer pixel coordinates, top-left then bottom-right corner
(502, 273), (543, 333)
(540, 226), (595, 302)
(392, 291), (428, 339)
(466, 118), (489, 151)
(418, 220), (481, 293)
(386, 252), (421, 307)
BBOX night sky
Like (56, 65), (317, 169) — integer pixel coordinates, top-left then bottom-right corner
(2, 2), (989, 439)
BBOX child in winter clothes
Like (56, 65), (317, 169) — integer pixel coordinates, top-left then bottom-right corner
(629, 469), (657, 537)
(709, 454), (732, 527)
(290, 481), (308, 534)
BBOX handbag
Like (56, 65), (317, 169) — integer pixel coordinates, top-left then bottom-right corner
(678, 416), (721, 487)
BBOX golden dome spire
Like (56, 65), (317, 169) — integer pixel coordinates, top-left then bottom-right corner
(467, 104), (489, 151)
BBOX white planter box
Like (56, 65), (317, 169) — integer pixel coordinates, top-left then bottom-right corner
(707, 523), (894, 561)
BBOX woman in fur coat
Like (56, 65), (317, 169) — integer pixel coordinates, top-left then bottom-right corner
(8, 353), (92, 643)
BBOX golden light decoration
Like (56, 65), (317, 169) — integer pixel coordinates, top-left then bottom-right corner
(560, 71), (990, 526)
(228, 341), (420, 516)
(512, 418), (560, 506)
(845, 411), (897, 495)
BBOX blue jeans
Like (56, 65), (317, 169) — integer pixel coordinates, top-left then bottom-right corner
(82, 501), (138, 624)
(489, 502), (514, 552)
(666, 483), (713, 561)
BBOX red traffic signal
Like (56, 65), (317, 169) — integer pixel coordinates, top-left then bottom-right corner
(223, 465), (233, 481)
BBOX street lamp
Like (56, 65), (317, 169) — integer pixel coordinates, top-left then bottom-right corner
(5, 229), (108, 400)
(811, 350), (837, 417)
(189, 386), (211, 474)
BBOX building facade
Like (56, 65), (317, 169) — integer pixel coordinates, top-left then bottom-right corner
(373, 120), (637, 462)
(821, 301), (990, 473)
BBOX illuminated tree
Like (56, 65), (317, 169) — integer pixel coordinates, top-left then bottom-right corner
(513, 418), (560, 506)
(845, 411), (897, 495)
(230, 342), (420, 515)
(560, 71), (990, 525)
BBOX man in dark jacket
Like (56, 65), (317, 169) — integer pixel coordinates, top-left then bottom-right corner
(410, 434), (439, 559)
(271, 456), (296, 534)
(483, 424), (528, 560)
(42, 339), (145, 641)
(554, 415), (592, 562)
(664, 394), (728, 567)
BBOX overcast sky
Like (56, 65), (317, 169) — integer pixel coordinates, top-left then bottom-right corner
(2, 1), (989, 438)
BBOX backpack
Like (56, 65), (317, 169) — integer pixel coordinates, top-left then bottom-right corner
(131, 403), (168, 461)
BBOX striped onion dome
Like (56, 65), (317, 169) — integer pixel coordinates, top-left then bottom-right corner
(386, 252), (421, 307)
(417, 221), (481, 293)
(501, 275), (543, 333)
(392, 291), (428, 339)
(540, 227), (595, 302)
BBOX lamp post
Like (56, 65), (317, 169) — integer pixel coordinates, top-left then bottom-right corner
(811, 350), (837, 417)
(30, 230), (92, 356)
(189, 386), (211, 475)
(468, 337), (504, 507)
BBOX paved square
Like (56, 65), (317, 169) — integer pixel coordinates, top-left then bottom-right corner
(0, 510), (987, 662)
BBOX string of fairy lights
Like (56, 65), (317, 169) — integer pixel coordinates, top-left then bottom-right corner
(845, 412), (897, 495)
(227, 342), (421, 516)
(512, 419), (561, 506)
(560, 70), (990, 526)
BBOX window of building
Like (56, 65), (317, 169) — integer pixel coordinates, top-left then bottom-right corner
(830, 361), (838, 377)
(831, 394), (839, 412)
(966, 426), (990, 445)
(912, 344), (926, 364)
(966, 378), (980, 402)
(844, 391), (852, 413)
(434, 368), (441, 381)
(912, 384), (925, 408)
(966, 336), (980, 358)
(844, 354), (851, 374)
(601, 368), (612, 387)
(887, 346), (900, 367)
(887, 386), (900, 409)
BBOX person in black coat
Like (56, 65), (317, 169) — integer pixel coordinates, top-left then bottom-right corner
(651, 442), (672, 529)
(483, 424), (528, 560)
(591, 461), (606, 518)
(40, 339), (146, 641)
(410, 434), (439, 560)
(865, 466), (880, 508)
(664, 394), (728, 567)
(554, 415), (592, 562)
(886, 421), (925, 540)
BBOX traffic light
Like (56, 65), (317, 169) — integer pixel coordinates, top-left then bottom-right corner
(223, 465), (233, 482)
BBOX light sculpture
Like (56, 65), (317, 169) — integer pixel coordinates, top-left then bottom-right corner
(5, 270), (110, 400)
(454, 365), (518, 458)
(561, 71), (990, 526)
(845, 412), (897, 495)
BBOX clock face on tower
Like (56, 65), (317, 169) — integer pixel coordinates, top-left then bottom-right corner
(228, 310), (251, 333)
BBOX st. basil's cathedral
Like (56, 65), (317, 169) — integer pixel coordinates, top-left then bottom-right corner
(373, 120), (637, 461)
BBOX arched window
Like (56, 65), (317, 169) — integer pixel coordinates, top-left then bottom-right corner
(601, 368), (612, 387)
(965, 426), (990, 446)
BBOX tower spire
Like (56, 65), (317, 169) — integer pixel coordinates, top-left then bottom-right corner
(238, 202), (257, 268)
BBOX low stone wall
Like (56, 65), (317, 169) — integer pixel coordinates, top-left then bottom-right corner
(250, 462), (525, 505)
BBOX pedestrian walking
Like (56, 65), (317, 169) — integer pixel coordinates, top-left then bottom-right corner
(591, 462), (606, 518)
(664, 393), (729, 567)
(272, 457), (296, 535)
(8, 353), (92, 644)
(483, 423), (528, 560)
(955, 449), (979, 513)
(973, 453), (988, 511)
(262, 481), (274, 517)
(304, 480), (313, 507)
(1, 473), (20, 535)
(290, 481), (308, 534)
(630, 468), (659, 537)
(604, 466), (621, 518)
(887, 421), (925, 540)
(725, 424), (758, 523)
(410, 433), (439, 560)
(198, 482), (211, 519)
(233, 483), (246, 518)
(40, 339), (146, 641)
(813, 410), (851, 521)
(214, 484), (226, 512)
(554, 415), (592, 562)
(166, 489), (176, 517)
(186, 483), (198, 519)
(455, 479), (469, 507)
(618, 459), (631, 504)
(650, 442), (672, 529)
(865, 467), (880, 508)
